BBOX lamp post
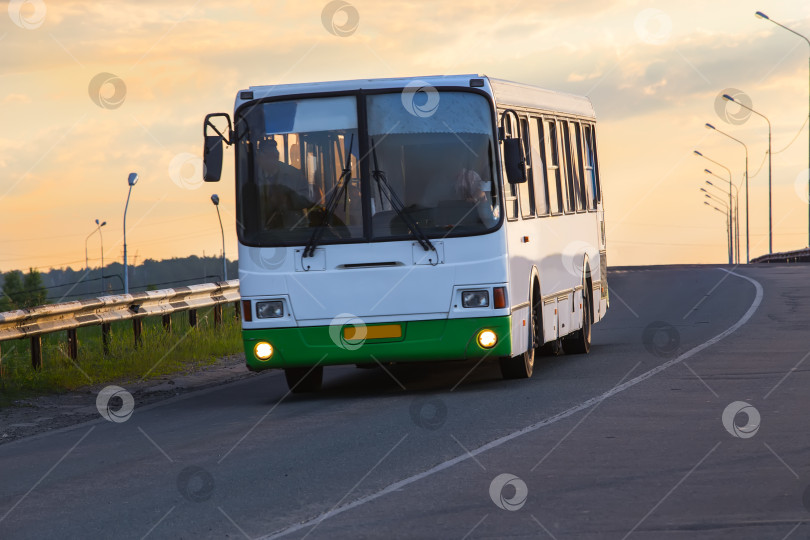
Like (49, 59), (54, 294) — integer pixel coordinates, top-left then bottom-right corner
(96, 219), (107, 294)
(722, 94), (772, 254)
(85, 219), (106, 271)
(704, 201), (731, 261)
(694, 150), (735, 262)
(702, 190), (732, 262)
(705, 176), (739, 264)
(705, 123), (749, 262)
(755, 10), (810, 248)
(211, 194), (227, 281)
(123, 172), (139, 295)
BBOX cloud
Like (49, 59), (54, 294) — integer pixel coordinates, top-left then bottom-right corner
(3, 94), (32, 103)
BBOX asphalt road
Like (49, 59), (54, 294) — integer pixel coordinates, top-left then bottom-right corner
(1, 265), (810, 539)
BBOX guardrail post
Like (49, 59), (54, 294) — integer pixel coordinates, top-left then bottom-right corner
(162, 314), (172, 334)
(189, 309), (197, 328)
(214, 304), (222, 327)
(102, 323), (111, 355)
(67, 329), (78, 360)
(133, 319), (143, 347)
(234, 301), (240, 320)
(31, 336), (42, 370)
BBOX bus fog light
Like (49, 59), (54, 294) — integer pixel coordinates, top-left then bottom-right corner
(254, 341), (274, 360)
(256, 301), (284, 319)
(477, 329), (497, 349)
(462, 290), (489, 308)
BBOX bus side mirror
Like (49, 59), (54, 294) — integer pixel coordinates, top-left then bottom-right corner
(203, 112), (233, 183)
(503, 138), (527, 184)
(204, 135), (223, 182)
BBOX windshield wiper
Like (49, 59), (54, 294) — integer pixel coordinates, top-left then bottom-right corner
(370, 137), (435, 254)
(302, 134), (354, 258)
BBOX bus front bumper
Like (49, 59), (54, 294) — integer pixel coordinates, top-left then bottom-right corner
(243, 316), (512, 369)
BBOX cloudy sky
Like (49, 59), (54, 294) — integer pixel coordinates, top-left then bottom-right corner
(1, 0), (809, 273)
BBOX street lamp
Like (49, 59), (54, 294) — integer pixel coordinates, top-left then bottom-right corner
(703, 190), (728, 205)
(124, 172), (138, 294)
(756, 10), (810, 247)
(694, 150), (735, 262)
(722, 94), (773, 254)
(210, 194), (227, 281)
(85, 219), (106, 270)
(705, 122), (750, 262)
(704, 201), (727, 215)
(701, 189), (733, 262)
(704, 201), (731, 261)
(705, 174), (740, 264)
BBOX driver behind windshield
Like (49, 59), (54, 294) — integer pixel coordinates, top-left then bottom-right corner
(255, 138), (314, 229)
(454, 157), (499, 227)
(255, 138), (310, 197)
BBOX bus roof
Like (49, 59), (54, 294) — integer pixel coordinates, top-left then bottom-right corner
(487, 78), (595, 119)
(242, 75), (595, 119)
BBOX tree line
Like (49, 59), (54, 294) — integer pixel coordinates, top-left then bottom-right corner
(0, 255), (237, 311)
(0, 268), (47, 311)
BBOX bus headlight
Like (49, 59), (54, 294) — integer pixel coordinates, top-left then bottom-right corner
(462, 290), (490, 308)
(254, 341), (274, 360)
(477, 329), (497, 349)
(256, 301), (284, 319)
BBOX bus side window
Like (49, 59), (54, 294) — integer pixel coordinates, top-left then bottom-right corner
(501, 112), (519, 220)
(571, 121), (587, 212)
(582, 124), (597, 210)
(531, 117), (550, 216)
(559, 119), (576, 213)
(519, 117), (535, 218)
(544, 119), (563, 215)
(288, 134), (301, 169)
(584, 124), (601, 206)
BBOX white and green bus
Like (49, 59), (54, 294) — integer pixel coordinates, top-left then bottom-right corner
(202, 74), (608, 392)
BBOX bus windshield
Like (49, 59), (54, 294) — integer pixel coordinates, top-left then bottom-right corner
(235, 91), (500, 246)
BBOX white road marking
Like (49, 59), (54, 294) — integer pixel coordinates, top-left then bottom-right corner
(259, 269), (764, 539)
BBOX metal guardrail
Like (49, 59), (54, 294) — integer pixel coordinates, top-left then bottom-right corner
(750, 248), (810, 264)
(0, 280), (240, 369)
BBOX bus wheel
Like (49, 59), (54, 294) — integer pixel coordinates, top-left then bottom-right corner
(564, 288), (591, 354)
(499, 299), (536, 379)
(284, 366), (323, 393)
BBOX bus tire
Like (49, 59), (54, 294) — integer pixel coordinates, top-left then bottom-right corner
(564, 285), (591, 354)
(284, 366), (323, 393)
(499, 293), (537, 379)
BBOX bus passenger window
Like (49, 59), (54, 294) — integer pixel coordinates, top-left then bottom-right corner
(559, 120), (577, 213)
(544, 119), (563, 215)
(570, 121), (587, 212)
(584, 124), (600, 207)
(519, 117), (535, 218)
(531, 118), (550, 216)
(288, 134), (301, 168)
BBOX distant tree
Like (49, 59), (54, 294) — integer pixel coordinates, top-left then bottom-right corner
(1, 270), (24, 309)
(1, 269), (47, 309)
(22, 268), (47, 307)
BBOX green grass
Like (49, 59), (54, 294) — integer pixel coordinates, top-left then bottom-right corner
(0, 305), (243, 405)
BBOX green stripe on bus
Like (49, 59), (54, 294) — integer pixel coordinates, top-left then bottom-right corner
(243, 316), (513, 369)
